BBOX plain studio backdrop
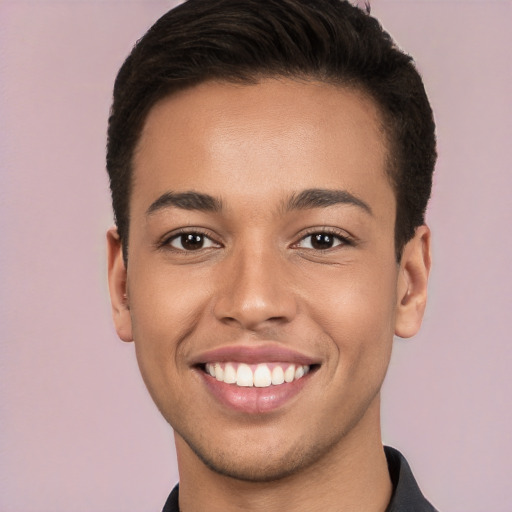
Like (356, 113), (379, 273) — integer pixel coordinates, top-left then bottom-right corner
(0, 1), (510, 511)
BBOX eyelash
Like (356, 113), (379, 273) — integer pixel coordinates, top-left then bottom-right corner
(158, 227), (354, 253)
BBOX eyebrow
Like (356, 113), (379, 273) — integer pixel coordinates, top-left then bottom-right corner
(286, 188), (372, 215)
(146, 188), (372, 217)
(146, 191), (223, 216)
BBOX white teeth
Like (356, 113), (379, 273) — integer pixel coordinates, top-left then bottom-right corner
(224, 363), (237, 384)
(236, 363), (254, 387)
(254, 364), (272, 387)
(271, 366), (285, 385)
(295, 365), (305, 379)
(205, 362), (311, 387)
(214, 363), (224, 381)
(284, 364), (296, 383)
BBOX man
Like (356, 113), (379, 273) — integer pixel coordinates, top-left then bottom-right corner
(106, 0), (437, 510)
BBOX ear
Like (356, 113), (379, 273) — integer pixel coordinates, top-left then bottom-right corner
(394, 225), (432, 338)
(107, 227), (133, 342)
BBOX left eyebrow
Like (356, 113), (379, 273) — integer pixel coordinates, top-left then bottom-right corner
(285, 188), (373, 215)
(146, 191), (223, 216)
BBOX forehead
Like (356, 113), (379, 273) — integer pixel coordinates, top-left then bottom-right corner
(132, 78), (393, 217)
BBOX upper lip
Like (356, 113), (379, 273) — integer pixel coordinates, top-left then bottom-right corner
(190, 344), (320, 366)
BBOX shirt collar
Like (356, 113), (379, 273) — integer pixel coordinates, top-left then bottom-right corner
(384, 446), (438, 512)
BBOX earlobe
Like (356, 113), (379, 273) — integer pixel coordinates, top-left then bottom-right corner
(394, 225), (431, 339)
(106, 227), (133, 342)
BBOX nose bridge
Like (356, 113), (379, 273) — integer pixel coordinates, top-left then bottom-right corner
(213, 237), (296, 330)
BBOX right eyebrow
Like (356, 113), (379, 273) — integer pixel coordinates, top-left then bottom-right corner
(146, 191), (223, 216)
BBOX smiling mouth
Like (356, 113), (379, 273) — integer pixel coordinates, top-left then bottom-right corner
(202, 362), (317, 387)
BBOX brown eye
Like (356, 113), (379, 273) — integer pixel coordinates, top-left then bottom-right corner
(297, 232), (347, 250)
(311, 233), (335, 249)
(169, 232), (217, 251)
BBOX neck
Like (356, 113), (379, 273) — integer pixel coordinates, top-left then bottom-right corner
(175, 397), (392, 512)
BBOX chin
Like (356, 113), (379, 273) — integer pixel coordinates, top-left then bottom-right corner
(178, 427), (334, 483)
(194, 448), (310, 483)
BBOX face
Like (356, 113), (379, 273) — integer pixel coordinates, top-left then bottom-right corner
(108, 78), (430, 481)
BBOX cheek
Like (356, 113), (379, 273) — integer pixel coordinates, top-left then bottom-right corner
(304, 262), (398, 365)
(127, 265), (211, 379)
(129, 261), (210, 332)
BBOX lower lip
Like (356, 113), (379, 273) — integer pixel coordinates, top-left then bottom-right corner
(199, 370), (311, 414)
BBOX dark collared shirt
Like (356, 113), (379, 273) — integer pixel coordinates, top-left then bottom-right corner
(162, 446), (438, 511)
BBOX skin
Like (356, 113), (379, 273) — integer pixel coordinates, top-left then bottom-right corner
(108, 78), (431, 512)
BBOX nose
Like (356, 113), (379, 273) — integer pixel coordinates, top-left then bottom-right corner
(213, 245), (298, 331)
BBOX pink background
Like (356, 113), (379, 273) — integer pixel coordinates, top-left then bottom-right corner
(1, 1), (511, 511)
